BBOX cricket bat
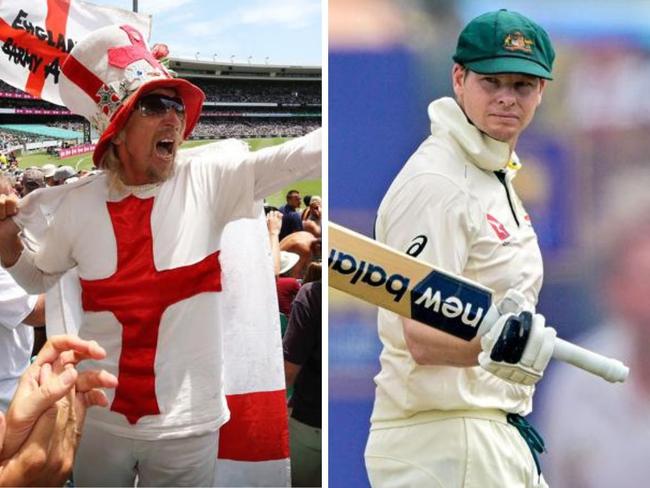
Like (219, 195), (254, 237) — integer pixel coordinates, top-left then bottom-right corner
(328, 222), (629, 383)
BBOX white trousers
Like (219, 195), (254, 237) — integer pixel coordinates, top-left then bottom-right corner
(365, 410), (548, 488)
(74, 421), (219, 487)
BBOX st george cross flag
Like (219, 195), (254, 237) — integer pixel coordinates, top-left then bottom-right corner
(216, 210), (291, 486)
(30, 141), (291, 487)
(0, 0), (150, 105)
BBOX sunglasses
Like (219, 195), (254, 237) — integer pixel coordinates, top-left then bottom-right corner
(137, 94), (186, 118)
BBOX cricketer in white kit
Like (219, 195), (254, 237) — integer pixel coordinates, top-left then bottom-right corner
(365, 9), (559, 488)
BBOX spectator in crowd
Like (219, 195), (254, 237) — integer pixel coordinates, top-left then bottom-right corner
(20, 168), (45, 197)
(277, 251), (301, 317)
(279, 189), (304, 241)
(280, 231), (319, 278)
(41, 164), (57, 186)
(15, 169), (47, 354)
(267, 209), (301, 316)
(302, 195), (321, 237)
(302, 261), (321, 284)
(283, 278), (322, 487)
(279, 189), (302, 215)
(0, 335), (118, 486)
(0, 175), (45, 413)
(0, 24), (320, 486)
(52, 165), (76, 185)
(302, 195), (312, 211)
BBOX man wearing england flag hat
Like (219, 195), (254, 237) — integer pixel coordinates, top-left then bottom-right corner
(0, 24), (320, 486)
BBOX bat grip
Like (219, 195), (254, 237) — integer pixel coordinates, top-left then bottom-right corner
(552, 337), (629, 383)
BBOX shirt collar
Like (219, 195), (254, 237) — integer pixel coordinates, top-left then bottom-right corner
(427, 97), (521, 172)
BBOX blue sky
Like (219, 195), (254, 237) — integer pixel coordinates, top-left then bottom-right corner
(93, 0), (322, 66)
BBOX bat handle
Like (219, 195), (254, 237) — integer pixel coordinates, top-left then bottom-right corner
(479, 305), (629, 383)
(552, 337), (629, 383)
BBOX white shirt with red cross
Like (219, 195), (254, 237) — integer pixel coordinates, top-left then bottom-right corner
(9, 130), (320, 440)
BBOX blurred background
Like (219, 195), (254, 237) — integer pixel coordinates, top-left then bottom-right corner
(329, 0), (650, 486)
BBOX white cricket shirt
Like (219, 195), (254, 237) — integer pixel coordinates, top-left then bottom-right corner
(372, 98), (543, 425)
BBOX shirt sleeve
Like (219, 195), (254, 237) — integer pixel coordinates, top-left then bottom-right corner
(0, 268), (38, 330)
(192, 130), (321, 227)
(283, 283), (317, 366)
(376, 173), (481, 276)
(7, 196), (75, 294)
(248, 128), (321, 200)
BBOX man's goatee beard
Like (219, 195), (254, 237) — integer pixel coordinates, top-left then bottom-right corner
(108, 157), (177, 194)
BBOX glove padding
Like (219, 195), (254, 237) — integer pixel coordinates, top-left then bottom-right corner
(478, 311), (557, 386)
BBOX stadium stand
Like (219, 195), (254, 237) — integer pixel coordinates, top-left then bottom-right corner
(0, 124), (82, 140)
(0, 60), (321, 159)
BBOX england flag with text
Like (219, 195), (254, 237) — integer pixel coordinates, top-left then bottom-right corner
(0, 0), (150, 104)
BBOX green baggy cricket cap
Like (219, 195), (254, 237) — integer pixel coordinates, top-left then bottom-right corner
(453, 9), (555, 80)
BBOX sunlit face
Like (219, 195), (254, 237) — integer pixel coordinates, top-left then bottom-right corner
(309, 197), (321, 218)
(452, 64), (546, 149)
(287, 192), (301, 207)
(113, 88), (186, 185)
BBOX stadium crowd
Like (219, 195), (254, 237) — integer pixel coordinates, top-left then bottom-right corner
(265, 188), (322, 487)
(0, 77), (321, 143)
(186, 80), (320, 105)
(193, 119), (320, 138)
(0, 129), (79, 153)
(0, 131), (29, 150)
(0, 79), (320, 106)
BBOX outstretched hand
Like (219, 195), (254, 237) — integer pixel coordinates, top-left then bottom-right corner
(0, 335), (118, 487)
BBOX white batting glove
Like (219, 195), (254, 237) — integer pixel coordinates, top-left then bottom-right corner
(478, 311), (557, 386)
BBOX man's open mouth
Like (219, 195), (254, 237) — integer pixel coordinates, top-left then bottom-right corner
(155, 139), (175, 158)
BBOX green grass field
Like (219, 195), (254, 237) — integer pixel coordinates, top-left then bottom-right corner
(17, 137), (321, 207)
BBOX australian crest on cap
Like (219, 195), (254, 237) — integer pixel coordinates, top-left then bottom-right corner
(504, 32), (534, 53)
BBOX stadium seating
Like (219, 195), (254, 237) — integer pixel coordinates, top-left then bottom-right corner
(0, 62), (321, 149)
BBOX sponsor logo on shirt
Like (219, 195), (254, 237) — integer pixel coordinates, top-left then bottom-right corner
(406, 235), (428, 258)
(487, 214), (510, 240)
